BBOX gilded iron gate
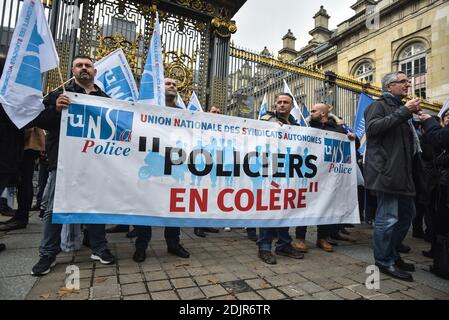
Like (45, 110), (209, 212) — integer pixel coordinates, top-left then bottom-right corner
(0, 0), (243, 108)
(227, 44), (441, 125)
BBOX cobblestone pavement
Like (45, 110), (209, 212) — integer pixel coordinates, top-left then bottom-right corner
(1, 212), (449, 300)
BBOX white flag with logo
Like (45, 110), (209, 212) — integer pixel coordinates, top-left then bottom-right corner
(187, 91), (203, 112)
(138, 13), (165, 106)
(258, 93), (268, 120)
(176, 93), (186, 109)
(0, 0), (59, 129)
(95, 48), (139, 102)
(283, 79), (308, 126)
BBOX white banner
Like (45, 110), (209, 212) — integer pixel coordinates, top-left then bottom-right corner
(95, 48), (139, 102)
(53, 93), (360, 227)
(0, 0), (59, 129)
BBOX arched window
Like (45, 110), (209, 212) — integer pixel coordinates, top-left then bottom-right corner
(354, 62), (374, 83)
(399, 42), (427, 98)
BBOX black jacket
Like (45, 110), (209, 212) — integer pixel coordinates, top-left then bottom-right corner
(309, 118), (347, 134)
(31, 80), (108, 171)
(260, 111), (299, 126)
(364, 95), (415, 196)
(0, 104), (24, 175)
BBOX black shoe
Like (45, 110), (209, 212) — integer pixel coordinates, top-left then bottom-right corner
(31, 256), (56, 276)
(38, 209), (45, 219)
(258, 250), (277, 264)
(203, 228), (219, 233)
(330, 233), (351, 241)
(133, 249), (146, 263)
(247, 231), (258, 242)
(31, 205), (41, 211)
(194, 228), (206, 238)
(376, 263), (413, 282)
(397, 243), (411, 254)
(126, 228), (138, 238)
(275, 244), (304, 259)
(91, 249), (115, 264)
(0, 207), (15, 217)
(340, 228), (350, 235)
(0, 243), (5, 253)
(395, 258), (415, 272)
(105, 225), (129, 233)
(422, 250), (434, 259)
(168, 245), (190, 258)
(0, 219), (27, 231)
(326, 238), (339, 246)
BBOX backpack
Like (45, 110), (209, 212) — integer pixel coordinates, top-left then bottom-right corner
(431, 235), (449, 279)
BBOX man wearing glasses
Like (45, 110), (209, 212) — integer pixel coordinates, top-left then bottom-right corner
(364, 71), (421, 282)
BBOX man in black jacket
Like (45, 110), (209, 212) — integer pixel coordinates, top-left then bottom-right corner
(29, 55), (115, 276)
(294, 103), (355, 254)
(365, 71), (421, 282)
(256, 93), (304, 264)
(0, 59), (23, 254)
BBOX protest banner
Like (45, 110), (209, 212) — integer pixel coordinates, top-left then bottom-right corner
(53, 92), (360, 227)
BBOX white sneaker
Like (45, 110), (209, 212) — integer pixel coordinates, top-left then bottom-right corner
(224, 227), (231, 232)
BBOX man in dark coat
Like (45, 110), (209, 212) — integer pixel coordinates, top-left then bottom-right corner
(0, 59), (24, 253)
(365, 70), (421, 282)
(256, 93), (304, 265)
(29, 55), (115, 276)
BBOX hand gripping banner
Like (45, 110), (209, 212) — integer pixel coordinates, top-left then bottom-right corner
(53, 93), (360, 227)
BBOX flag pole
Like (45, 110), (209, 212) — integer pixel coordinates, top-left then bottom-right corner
(57, 66), (67, 94)
(44, 77), (73, 98)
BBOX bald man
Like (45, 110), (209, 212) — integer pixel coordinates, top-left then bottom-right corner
(294, 103), (355, 253)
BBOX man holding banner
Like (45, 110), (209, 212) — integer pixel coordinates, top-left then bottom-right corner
(29, 55), (115, 276)
(132, 78), (190, 263)
(257, 93), (305, 264)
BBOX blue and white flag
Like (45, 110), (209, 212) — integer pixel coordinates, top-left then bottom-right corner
(138, 13), (165, 106)
(0, 0), (59, 129)
(258, 93), (267, 120)
(438, 97), (449, 118)
(95, 48), (139, 102)
(176, 93), (186, 109)
(299, 103), (310, 127)
(187, 91), (203, 112)
(283, 79), (308, 127)
(353, 92), (374, 154)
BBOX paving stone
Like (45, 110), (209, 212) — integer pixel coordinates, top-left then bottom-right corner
(171, 277), (197, 289)
(194, 275), (221, 286)
(332, 288), (363, 300)
(313, 279), (343, 290)
(388, 292), (415, 300)
(121, 282), (147, 296)
(90, 284), (120, 300)
(299, 281), (326, 294)
(118, 266), (141, 275)
(186, 267), (210, 276)
(123, 293), (151, 300)
(119, 273), (144, 285)
(60, 289), (89, 300)
(245, 279), (271, 290)
(213, 273), (239, 282)
(94, 267), (117, 277)
(147, 280), (172, 292)
(92, 276), (117, 286)
(235, 292), (263, 300)
(368, 294), (392, 300)
(144, 271), (168, 281)
(150, 290), (179, 300)
(347, 284), (380, 298)
(278, 284), (307, 298)
(256, 288), (287, 300)
(167, 269), (190, 279)
(177, 287), (206, 300)
(378, 279), (408, 294)
(265, 275), (292, 287)
(200, 285), (229, 298)
(312, 291), (342, 300)
(332, 276), (358, 286)
(402, 288), (436, 300)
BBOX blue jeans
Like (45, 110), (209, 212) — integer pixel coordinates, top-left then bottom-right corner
(39, 171), (108, 257)
(257, 227), (292, 251)
(373, 191), (415, 267)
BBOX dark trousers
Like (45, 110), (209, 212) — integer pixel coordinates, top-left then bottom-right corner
(296, 225), (330, 240)
(15, 150), (38, 223)
(134, 226), (180, 251)
(35, 159), (49, 207)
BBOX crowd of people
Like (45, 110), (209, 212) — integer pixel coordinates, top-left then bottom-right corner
(0, 57), (448, 282)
